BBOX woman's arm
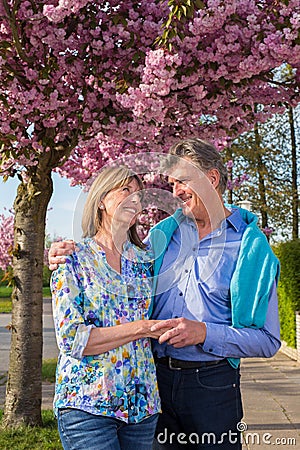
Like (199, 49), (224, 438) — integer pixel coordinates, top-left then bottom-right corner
(83, 320), (170, 356)
(52, 257), (171, 358)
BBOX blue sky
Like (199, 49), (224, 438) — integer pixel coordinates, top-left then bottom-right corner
(0, 173), (87, 241)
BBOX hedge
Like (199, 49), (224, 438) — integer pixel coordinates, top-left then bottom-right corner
(273, 239), (300, 348)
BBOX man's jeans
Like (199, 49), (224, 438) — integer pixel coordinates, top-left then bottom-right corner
(57, 408), (158, 450)
(153, 360), (243, 449)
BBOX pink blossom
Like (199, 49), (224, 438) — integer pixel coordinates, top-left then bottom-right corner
(0, 212), (14, 270)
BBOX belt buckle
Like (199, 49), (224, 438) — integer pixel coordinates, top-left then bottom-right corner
(168, 357), (181, 371)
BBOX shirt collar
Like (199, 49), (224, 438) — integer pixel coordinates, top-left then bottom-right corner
(225, 208), (244, 232)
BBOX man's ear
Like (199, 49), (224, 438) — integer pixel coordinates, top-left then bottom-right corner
(207, 168), (220, 189)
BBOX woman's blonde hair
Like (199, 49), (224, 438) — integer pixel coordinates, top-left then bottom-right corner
(82, 166), (145, 248)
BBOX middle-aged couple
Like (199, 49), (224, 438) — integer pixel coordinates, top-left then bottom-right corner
(49, 138), (281, 450)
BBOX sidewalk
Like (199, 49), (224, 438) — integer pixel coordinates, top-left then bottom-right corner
(241, 352), (300, 448)
(1, 304), (300, 448)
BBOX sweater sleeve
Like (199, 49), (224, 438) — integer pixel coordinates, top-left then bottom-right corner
(230, 223), (280, 329)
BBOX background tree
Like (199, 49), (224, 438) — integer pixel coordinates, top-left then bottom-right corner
(227, 105), (300, 241)
(1, 0), (300, 427)
(288, 105), (299, 239)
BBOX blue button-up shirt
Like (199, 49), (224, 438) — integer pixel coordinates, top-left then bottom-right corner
(151, 209), (281, 361)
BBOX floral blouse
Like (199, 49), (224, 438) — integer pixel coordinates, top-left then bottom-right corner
(51, 238), (160, 423)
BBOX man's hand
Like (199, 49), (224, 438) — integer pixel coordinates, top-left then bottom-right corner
(150, 317), (207, 348)
(48, 240), (75, 270)
(146, 320), (174, 340)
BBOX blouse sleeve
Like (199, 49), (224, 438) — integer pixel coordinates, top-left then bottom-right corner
(51, 256), (93, 359)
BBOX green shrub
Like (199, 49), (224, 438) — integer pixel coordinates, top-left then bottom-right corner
(273, 239), (300, 348)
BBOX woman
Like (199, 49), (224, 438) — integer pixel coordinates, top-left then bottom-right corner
(51, 166), (166, 450)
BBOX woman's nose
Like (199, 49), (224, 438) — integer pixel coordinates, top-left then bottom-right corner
(131, 192), (141, 203)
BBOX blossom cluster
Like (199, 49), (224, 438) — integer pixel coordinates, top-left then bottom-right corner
(0, 211), (14, 270)
(0, 1), (299, 186)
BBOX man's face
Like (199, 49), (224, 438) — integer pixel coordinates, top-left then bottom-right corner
(167, 158), (218, 221)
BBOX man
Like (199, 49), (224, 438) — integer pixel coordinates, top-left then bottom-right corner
(49, 139), (281, 449)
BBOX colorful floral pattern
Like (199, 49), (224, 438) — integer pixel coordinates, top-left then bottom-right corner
(51, 238), (160, 423)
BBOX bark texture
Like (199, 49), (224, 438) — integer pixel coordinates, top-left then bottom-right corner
(3, 164), (53, 427)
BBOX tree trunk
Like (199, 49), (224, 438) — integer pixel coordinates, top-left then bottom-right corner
(254, 124), (269, 231)
(288, 106), (299, 240)
(2, 165), (53, 427)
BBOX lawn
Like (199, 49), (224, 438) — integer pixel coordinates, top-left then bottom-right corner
(0, 359), (61, 449)
(0, 410), (62, 450)
(0, 287), (51, 313)
(42, 359), (57, 384)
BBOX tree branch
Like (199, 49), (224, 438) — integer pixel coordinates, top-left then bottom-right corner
(2, 0), (34, 65)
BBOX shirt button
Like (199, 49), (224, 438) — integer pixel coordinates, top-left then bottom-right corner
(179, 292), (183, 296)
(208, 348), (213, 352)
(185, 269), (189, 273)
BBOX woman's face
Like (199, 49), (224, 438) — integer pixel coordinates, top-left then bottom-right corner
(101, 178), (143, 229)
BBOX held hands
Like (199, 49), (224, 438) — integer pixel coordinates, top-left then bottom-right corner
(142, 320), (174, 340)
(150, 317), (207, 348)
(48, 240), (76, 270)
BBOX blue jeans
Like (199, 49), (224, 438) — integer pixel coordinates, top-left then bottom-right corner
(153, 360), (243, 449)
(57, 408), (159, 450)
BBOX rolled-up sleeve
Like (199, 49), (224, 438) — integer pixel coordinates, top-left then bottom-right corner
(51, 260), (93, 359)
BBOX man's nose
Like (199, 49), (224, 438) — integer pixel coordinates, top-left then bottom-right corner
(173, 182), (183, 197)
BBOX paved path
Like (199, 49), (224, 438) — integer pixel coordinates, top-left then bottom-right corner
(0, 301), (299, 449)
(240, 353), (300, 449)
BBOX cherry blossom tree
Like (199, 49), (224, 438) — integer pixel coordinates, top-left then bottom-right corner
(0, 210), (14, 270)
(1, 0), (300, 427)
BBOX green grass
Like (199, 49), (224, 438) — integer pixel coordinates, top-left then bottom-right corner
(0, 287), (51, 313)
(43, 287), (51, 297)
(0, 360), (60, 448)
(0, 286), (12, 298)
(0, 298), (12, 314)
(42, 359), (57, 384)
(0, 410), (62, 449)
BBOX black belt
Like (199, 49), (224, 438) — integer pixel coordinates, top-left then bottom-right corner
(155, 356), (226, 370)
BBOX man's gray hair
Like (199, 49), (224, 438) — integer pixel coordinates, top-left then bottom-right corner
(163, 138), (228, 194)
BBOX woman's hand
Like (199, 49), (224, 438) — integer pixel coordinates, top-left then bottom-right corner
(48, 240), (76, 270)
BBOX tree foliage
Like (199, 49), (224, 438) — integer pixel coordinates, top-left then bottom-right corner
(1, 1), (300, 184)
